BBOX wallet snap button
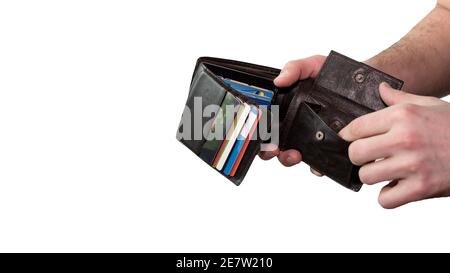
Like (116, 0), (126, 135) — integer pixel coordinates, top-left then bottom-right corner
(315, 131), (324, 141)
(330, 119), (344, 131)
(353, 68), (366, 83)
(354, 73), (365, 83)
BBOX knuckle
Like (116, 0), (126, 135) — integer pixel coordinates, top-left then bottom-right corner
(394, 127), (422, 150)
(311, 55), (325, 64)
(348, 141), (363, 165)
(359, 166), (374, 184)
(407, 155), (426, 174)
(393, 103), (419, 122)
(284, 60), (297, 70)
(402, 131), (421, 150)
(348, 119), (364, 138)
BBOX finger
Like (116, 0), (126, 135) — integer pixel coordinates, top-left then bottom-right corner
(339, 107), (394, 142)
(358, 156), (410, 185)
(348, 133), (393, 165)
(277, 149), (302, 167)
(259, 143), (279, 160)
(378, 179), (428, 209)
(310, 168), (324, 177)
(379, 82), (441, 106)
(274, 55), (326, 88)
(339, 83), (442, 142)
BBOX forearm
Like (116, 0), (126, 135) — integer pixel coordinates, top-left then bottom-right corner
(365, 2), (450, 97)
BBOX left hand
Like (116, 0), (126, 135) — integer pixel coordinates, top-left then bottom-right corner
(339, 82), (450, 209)
(259, 55), (326, 168)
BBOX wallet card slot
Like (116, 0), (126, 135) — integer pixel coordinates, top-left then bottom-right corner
(177, 64), (228, 155)
(199, 101), (264, 185)
(180, 57), (281, 186)
(202, 67), (272, 184)
(202, 63), (278, 108)
(225, 106), (269, 185)
(227, 135), (260, 185)
(187, 65), (267, 184)
(203, 62), (277, 91)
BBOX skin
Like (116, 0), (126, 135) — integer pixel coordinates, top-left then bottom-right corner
(260, 0), (450, 208)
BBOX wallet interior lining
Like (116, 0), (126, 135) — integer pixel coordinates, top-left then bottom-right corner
(199, 62), (276, 184)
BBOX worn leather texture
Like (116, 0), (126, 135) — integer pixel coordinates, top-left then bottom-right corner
(275, 51), (403, 190)
(177, 51), (404, 190)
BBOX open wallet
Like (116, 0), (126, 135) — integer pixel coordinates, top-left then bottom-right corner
(176, 51), (403, 191)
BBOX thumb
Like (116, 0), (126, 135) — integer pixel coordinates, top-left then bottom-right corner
(274, 55), (325, 87)
(379, 82), (430, 106)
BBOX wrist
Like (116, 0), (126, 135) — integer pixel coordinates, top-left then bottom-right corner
(364, 52), (418, 94)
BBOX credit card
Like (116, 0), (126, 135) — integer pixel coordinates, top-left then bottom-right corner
(222, 78), (273, 106)
(213, 103), (251, 171)
(223, 106), (260, 176)
(229, 107), (262, 176)
(199, 93), (242, 164)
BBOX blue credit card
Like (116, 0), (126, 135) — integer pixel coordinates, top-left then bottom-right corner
(223, 106), (259, 175)
(222, 78), (273, 106)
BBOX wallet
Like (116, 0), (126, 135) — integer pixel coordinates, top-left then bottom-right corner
(176, 51), (403, 191)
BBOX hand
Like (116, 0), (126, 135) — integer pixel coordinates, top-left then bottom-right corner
(259, 55), (326, 168)
(339, 82), (450, 208)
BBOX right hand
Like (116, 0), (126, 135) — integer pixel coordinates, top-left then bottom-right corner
(259, 55), (326, 171)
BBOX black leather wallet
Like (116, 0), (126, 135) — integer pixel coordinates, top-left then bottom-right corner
(176, 51), (403, 191)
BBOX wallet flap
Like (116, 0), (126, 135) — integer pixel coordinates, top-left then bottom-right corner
(315, 51), (403, 111)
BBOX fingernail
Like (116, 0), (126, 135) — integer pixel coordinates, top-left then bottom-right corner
(380, 82), (391, 89)
(310, 167), (324, 177)
(262, 143), (278, 152)
(286, 156), (295, 166)
(275, 69), (288, 80)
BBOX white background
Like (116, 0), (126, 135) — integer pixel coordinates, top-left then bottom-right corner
(1, 0), (448, 252)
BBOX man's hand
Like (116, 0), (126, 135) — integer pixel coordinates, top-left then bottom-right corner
(339, 83), (450, 208)
(259, 55), (326, 168)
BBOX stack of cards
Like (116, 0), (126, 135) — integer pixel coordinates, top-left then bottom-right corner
(198, 78), (270, 177)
